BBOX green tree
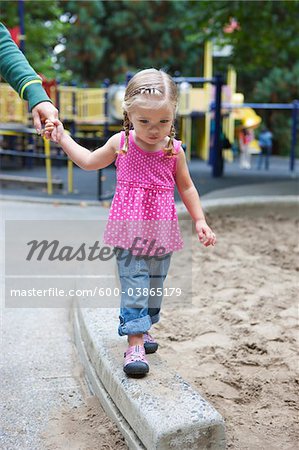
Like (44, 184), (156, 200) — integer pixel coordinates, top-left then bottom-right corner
(0, 0), (66, 78)
(57, 0), (200, 84)
(1, 0), (297, 153)
(253, 64), (299, 155)
(182, 0), (299, 153)
(183, 0), (299, 99)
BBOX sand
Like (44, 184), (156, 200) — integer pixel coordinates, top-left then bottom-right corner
(40, 358), (128, 450)
(154, 207), (299, 450)
(41, 395), (127, 450)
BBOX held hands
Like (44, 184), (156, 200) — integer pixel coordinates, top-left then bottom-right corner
(44, 119), (65, 143)
(31, 102), (59, 135)
(195, 219), (216, 247)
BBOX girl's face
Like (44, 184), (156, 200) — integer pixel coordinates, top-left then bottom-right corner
(128, 103), (174, 148)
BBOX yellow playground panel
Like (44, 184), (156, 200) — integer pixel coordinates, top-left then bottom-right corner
(0, 83), (28, 123)
(75, 88), (106, 123)
(58, 86), (107, 124)
(0, 83), (108, 125)
(57, 86), (76, 121)
(0, 84), (107, 195)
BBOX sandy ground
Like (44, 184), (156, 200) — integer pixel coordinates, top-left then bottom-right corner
(41, 397), (127, 450)
(154, 206), (299, 450)
(40, 359), (128, 450)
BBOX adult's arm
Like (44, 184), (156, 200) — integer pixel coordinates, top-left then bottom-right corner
(0, 22), (52, 111)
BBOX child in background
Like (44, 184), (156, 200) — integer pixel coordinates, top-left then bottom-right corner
(257, 127), (273, 170)
(239, 127), (254, 169)
(45, 68), (216, 377)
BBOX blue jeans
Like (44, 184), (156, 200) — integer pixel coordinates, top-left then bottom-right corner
(257, 145), (271, 170)
(114, 247), (172, 336)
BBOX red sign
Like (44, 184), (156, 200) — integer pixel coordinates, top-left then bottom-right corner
(9, 26), (21, 47)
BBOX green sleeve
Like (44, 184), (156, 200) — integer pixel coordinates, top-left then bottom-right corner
(0, 22), (52, 110)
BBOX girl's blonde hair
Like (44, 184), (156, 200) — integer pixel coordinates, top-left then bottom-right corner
(119, 68), (178, 157)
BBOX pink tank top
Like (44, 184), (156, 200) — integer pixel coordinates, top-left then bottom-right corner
(103, 131), (184, 256)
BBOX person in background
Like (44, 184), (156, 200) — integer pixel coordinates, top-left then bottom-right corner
(239, 127), (254, 169)
(257, 127), (273, 170)
(0, 22), (58, 135)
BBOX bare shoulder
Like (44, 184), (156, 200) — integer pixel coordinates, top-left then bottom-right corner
(88, 132), (122, 170)
(175, 146), (194, 191)
(176, 146), (187, 164)
(105, 132), (122, 152)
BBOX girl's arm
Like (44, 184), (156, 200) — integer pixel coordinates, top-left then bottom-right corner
(175, 149), (216, 246)
(45, 119), (119, 170)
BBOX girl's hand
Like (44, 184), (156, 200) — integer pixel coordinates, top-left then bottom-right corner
(44, 119), (65, 143)
(195, 219), (216, 247)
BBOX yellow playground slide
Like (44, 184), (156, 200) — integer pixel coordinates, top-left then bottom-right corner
(233, 107), (262, 154)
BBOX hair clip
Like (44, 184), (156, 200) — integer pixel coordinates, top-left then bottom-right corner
(130, 87), (162, 97)
(141, 87), (162, 95)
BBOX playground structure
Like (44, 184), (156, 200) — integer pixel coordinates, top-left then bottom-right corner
(1, 41), (297, 196)
(0, 42), (261, 159)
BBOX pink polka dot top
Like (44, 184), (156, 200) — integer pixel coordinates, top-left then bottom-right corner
(103, 130), (184, 256)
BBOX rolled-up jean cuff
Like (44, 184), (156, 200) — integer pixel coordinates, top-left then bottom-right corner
(150, 312), (160, 325)
(118, 314), (152, 336)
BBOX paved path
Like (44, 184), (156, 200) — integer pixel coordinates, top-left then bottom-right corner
(0, 201), (126, 450)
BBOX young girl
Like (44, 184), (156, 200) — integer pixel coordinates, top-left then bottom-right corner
(239, 127), (254, 169)
(45, 68), (216, 377)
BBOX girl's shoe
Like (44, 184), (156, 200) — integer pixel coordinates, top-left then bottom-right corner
(143, 332), (158, 354)
(123, 345), (149, 376)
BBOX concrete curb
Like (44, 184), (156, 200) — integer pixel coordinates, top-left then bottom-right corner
(0, 174), (63, 189)
(1, 192), (298, 210)
(176, 195), (299, 218)
(0, 194), (103, 206)
(73, 306), (226, 450)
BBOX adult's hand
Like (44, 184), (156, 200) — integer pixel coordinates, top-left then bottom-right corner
(31, 101), (59, 135)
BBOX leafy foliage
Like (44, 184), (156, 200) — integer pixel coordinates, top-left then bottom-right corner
(0, 0), (65, 78)
(1, 0), (298, 153)
(181, 0), (299, 153)
(58, 0), (199, 84)
(182, 0), (299, 99)
(253, 63), (299, 155)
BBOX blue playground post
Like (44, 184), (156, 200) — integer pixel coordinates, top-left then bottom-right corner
(18, 0), (25, 54)
(212, 74), (224, 178)
(98, 79), (110, 201)
(126, 72), (133, 86)
(173, 75), (224, 177)
(290, 100), (298, 172)
(103, 78), (110, 139)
